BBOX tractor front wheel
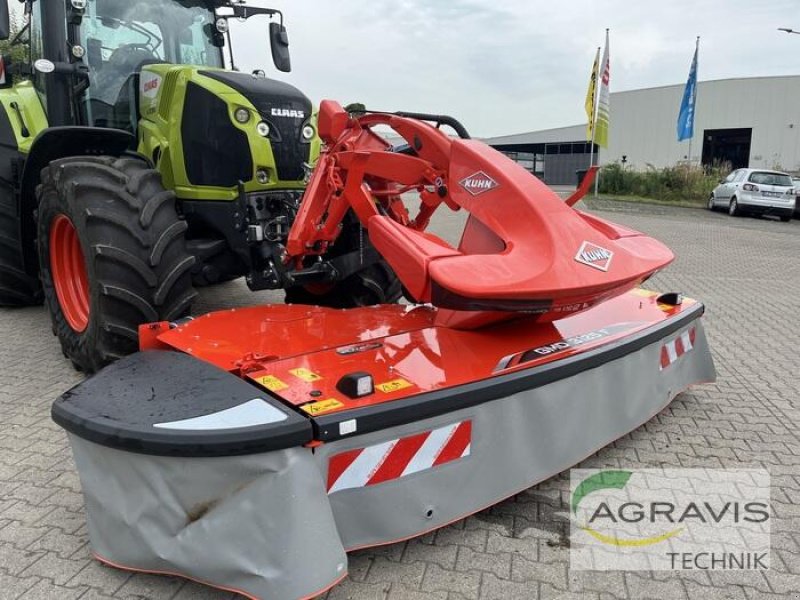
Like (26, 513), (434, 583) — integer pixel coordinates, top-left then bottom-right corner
(36, 156), (197, 373)
(0, 190), (42, 306)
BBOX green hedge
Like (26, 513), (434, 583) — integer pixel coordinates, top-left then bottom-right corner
(598, 162), (728, 203)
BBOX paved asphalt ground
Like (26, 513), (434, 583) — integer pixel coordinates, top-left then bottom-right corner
(1, 201), (798, 600)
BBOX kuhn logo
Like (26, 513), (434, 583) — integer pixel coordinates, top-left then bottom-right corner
(271, 108), (305, 119)
(459, 171), (499, 196)
(575, 241), (613, 272)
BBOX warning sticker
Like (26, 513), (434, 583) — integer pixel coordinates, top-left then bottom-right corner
(631, 288), (658, 298)
(289, 368), (322, 383)
(376, 378), (413, 393)
(254, 374), (288, 392)
(301, 398), (344, 415)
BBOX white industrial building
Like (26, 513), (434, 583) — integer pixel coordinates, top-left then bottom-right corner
(486, 75), (800, 185)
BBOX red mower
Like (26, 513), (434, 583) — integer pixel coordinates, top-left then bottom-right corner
(53, 102), (715, 599)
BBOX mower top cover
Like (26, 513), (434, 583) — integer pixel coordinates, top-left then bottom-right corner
(286, 101), (675, 323)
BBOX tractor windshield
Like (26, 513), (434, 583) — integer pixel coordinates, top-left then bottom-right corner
(80, 0), (222, 127)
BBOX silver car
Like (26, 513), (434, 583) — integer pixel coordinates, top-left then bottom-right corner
(708, 168), (795, 222)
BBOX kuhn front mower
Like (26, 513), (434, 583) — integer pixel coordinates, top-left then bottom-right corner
(53, 102), (716, 599)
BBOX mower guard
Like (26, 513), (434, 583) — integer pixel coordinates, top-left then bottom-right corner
(53, 291), (715, 600)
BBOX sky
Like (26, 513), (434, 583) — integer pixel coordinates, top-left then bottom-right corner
(225, 0), (800, 137)
(11, 1), (800, 137)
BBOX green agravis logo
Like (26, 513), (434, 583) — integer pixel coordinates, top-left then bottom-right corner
(571, 470), (684, 547)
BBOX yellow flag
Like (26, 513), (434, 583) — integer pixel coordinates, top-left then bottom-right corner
(585, 47), (600, 141)
(595, 30), (611, 148)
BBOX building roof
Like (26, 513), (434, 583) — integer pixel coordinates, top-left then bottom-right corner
(484, 74), (800, 147)
(485, 124), (586, 146)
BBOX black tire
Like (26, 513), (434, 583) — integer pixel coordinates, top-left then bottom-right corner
(728, 197), (740, 217)
(0, 190), (42, 306)
(285, 260), (402, 308)
(779, 214), (791, 222)
(36, 156), (197, 373)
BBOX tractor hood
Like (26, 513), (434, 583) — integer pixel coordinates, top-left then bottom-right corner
(200, 70), (313, 181)
(137, 64), (319, 191)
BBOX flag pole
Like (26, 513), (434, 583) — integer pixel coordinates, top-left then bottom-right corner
(589, 46), (600, 170)
(687, 36), (699, 166)
(687, 137), (692, 167)
(594, 29), (609, 197)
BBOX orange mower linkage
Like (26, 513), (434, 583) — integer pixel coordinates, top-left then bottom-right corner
(283, 101), (673, 328)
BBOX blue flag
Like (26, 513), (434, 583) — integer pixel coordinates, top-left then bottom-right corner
(677, 42), (698, 141)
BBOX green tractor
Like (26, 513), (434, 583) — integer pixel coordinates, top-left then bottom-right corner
(0, 0), (399, 372)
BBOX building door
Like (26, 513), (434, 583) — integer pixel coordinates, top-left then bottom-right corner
(701, 128), (752, 169)
(543, 142), (596, 185)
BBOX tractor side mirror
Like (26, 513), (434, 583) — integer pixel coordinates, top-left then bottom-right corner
(204, 23), (225, 48)
(0, 2), (10, 41)
(269, 22), (291, 73)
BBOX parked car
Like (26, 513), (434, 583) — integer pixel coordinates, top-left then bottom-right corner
(793, 177), (800, 217)
(708, 168), (795, 222)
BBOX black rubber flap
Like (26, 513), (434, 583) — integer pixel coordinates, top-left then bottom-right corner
(52, 351), (312, 457)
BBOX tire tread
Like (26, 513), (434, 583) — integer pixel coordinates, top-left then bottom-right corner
(36, 155), (195, 372)
(0, 194), (41, 306)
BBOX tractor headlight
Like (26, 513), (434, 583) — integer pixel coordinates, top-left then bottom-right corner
(302, 124), (316, 141)
(215, 17), (229, 33)
(71, 45), (86, 59)
(256, 169), (270, 184)
(234, 107), (251, 124)
(70, 0), (87, 9)
(257, 121), (270, 137)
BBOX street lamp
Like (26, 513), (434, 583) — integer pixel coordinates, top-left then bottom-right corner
(778, 27), (800, 34)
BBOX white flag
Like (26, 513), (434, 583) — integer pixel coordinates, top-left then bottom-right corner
(595, 30), (611, 148)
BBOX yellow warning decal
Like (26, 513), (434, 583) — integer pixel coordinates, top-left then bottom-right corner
(289, 368), (322, 383)
(631, 288), (658, 298)
(376, 378), (413, 393)
(301, 398), (344, 415)
(254, 375), (288, 392)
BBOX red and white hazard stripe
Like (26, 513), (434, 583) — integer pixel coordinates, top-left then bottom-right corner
(660, 327), (695, 370)
(327, 420), (472, 494)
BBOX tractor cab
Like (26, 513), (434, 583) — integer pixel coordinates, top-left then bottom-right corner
(78, 0), (225, 130)
(5, 0), (290, 132)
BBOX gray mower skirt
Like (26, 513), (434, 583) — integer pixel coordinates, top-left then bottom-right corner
(61, 319), (714, 600)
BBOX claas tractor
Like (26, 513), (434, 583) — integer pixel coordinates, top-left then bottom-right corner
(0, 0), (400, 373)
